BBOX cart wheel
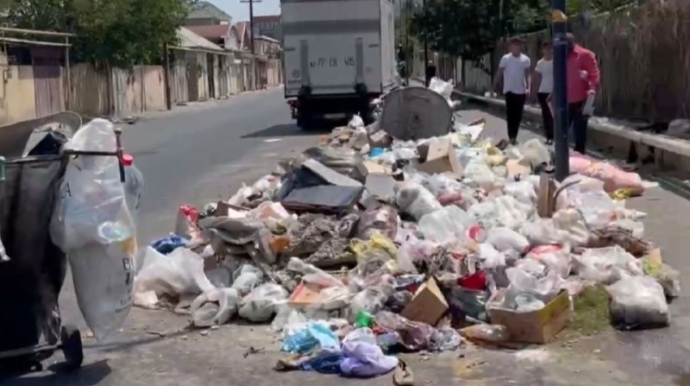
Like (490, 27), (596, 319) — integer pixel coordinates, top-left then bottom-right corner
(60, 325), (83, 370)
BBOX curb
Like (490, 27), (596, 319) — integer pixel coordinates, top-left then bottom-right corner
(460, 92), (690, 174)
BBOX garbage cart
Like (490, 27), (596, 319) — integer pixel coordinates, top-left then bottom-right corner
(0, 112), (125, 376)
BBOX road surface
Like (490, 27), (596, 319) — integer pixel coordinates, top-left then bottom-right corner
(7, 88), (690, 386)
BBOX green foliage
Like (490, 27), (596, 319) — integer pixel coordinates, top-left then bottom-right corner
(0, 0), (195, 67)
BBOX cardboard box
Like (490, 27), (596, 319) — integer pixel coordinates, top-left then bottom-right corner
(288, 282), (327, 308)
(416, 138), (463, 176)
(401, 278), (449, 326)
(488, 290), (571, 344)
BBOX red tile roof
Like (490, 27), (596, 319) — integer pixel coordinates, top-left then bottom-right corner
(186, 24), (231, 39)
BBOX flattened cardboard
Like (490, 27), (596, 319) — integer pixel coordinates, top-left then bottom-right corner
(488, 290), (571, 344)
(401, 278), (449, 326)
(288, 282), (326, 308)
(416, 138), (463, 176)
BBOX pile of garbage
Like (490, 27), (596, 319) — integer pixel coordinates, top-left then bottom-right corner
(131, 79), (678, 381)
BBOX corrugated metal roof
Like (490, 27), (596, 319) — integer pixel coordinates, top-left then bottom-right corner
(178, 27), (224, 51)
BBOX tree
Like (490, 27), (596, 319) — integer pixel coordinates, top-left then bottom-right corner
(0, 0), (195, 67)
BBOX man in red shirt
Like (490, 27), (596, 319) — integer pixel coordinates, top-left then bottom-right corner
(566, 33), (600, 154)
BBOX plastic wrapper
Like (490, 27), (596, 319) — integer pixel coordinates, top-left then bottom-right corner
(134, 247), (215, 308)
(478, 243), (507, 270)
(190, 288), (240, 328)
(375, 311), (436, 351)
(385, 290), (413, 313)
(282, 322), (341, 354)
(356, 205), (400, 241)
(350, 279), (396, 317)
(0, 238), (8, 262)
(340, 328), (399, 378)
(527, 246), (572, 279)
(650, 264), (682, 299)
(430, 327), (463, 352)
(429, 77), (454, 105)
(460, 324), (510, 344)
(486, 227), (529, 253)
(397, 237), (435, 269)
(503, 267), (563, 308)
(287, 257), (345, 288)
(396, 182), (443, 221)
(448, 287), (490, 323)
(418, 206), (475, 245)
(552, 209), (591, 247)
(238, 283), (289, 323)
(607, 274), (670, 330)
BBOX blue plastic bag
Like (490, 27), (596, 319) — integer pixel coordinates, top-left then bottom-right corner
(299, 352), (344, 374)
(282, 322), (341, 354)
(151, 234), (189, 255)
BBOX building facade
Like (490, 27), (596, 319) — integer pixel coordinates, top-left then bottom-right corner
(252, 15), (282, 41)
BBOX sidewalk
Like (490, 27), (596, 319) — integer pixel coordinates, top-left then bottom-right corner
(451, 109), (690, 386)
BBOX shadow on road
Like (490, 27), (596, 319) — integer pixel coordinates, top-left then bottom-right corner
(242, 124), (331, 139)
(3, 360), (111, 386)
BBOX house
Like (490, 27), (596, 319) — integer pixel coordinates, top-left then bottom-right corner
(185, 1), (233, 26)
(253, 15), (282, 41)
(186, 24), (241, 51)
(255, 36), (283, 89)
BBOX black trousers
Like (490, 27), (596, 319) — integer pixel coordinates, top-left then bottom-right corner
(505, 92), (527, 140)
(569, 101), (589, 154)
(537, 92), (554, 140)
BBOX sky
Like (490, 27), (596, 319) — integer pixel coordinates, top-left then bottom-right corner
(209, 0), (281, 22)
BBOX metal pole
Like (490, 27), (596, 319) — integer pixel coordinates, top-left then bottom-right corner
(405, 0), (410, 85)
(422, 0), (428, 87)
(65, 36), (71, 110)
(552, 0), (570, 180)
(249, 0), (256, 90)
(163, 42), (172, 110)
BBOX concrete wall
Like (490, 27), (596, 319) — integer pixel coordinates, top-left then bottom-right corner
(1, 66), (38, 125)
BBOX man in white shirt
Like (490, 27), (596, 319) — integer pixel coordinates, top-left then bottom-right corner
(493, 37), (531, 145)
(532, 41), (554, 144)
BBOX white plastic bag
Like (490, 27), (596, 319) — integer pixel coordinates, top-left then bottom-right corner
(418, 206), (474, 245)
(340, 329), (399, 377)
(396, 182), (442, 221)
(0, 238), (9, 262)
(134, 247), (215, 307)
(573, 246), (643, 285)
(464, 161), (500, 191)
(478, 243), (507, 269)
(486, 227), (529, 253)
(504, 181), (537, 205)
(505, 267), (563, 304)
(520, 139), (551, 168)
(607, 274), (670, 330)
(70, 242), (135, 341)
(190, 288), (241, 327)
(238, 283), (289, 323)
(231, 264), (264, 295)
(429, 77), (454, 106)
(51, 119), (135, 251)
(287, 257), (345, 288)
(527, 246), (572, 279)
(552, 209), (591, 247)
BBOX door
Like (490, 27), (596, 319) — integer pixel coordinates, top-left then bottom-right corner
(207, 54), (215, 99)
(186, 53), (199, 102)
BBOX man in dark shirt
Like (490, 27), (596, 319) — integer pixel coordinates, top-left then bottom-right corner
(425, 60), (437, 86)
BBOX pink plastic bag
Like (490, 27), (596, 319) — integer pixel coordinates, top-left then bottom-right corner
(569, 156), (643, 194)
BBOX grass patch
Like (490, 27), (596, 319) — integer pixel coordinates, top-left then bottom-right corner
(564, 285), (612, 337)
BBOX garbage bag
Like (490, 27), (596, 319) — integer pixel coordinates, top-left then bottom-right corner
(282, 322), (341, 354)
(429, 77), (454, 105)
(0, 238), (9, 262)
(375, 311), (436, 351)
(134, 247), (215, 307)
(526, 246), (572, 279)
(300, 352), (346, 374)
(503, 267), (563, 307)
(460, 324), (510, 343)
(396, 182), (442, 221)
(569, 155), (644, 194)
(356, 205), (400, 241)
(231, 264), (264, 295)
(239, 283), (289, 323)
(351, 279), (396, 317)
(520, 139), (551, 168)
(504, 180), (537, 205)
(430, 327), (463, 352)
(69, 242), (135, 341)
(607, 274), (670, 330)
(486, 227), (529, 253)
(464, 161), (500, 191)
(418, 206), (474, 245)
(51, 118), (135, 251)
(340, 328), (398, 378)
(573, 246), (643, 285)
(287, 257), (345, 288)
(190, 288), (241, 327)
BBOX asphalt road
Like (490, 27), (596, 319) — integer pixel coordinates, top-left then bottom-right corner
(6, 88), (690, 386)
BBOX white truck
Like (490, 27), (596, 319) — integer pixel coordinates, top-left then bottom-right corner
(281, 0), (396, 129)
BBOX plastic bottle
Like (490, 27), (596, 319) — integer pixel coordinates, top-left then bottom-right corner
(121, 154), (144, 224)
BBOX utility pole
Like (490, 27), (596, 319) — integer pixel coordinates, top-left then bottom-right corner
(422, 0), (428, 87)
(552, 0), (570, 180)
(241, 0), (261, 89)
(163, 42), (171, 110)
